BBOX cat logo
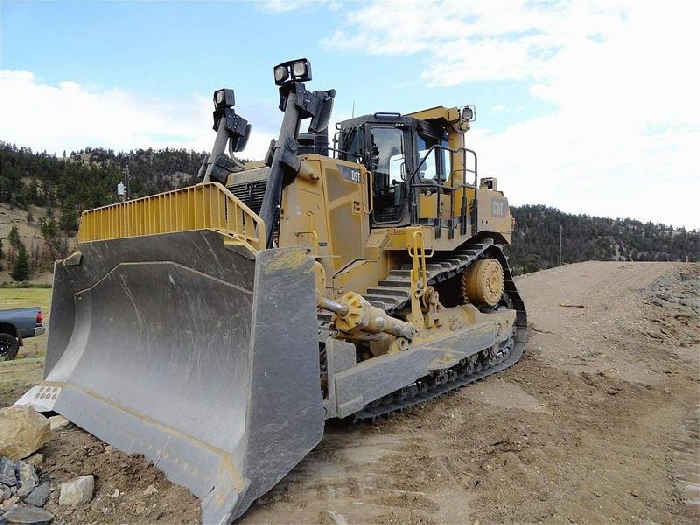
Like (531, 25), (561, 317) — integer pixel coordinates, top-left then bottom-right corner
(491, 198), (508, 218)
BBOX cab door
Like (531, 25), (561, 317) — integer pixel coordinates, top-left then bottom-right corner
(368, 126), (411, 226)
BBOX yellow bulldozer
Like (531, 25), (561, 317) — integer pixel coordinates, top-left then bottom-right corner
(20, 58), (527, 523)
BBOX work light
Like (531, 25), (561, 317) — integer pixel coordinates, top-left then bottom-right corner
(273, 58), (312, 86)
(461, 106), (475, 121)
(292, 61), (307, 78)
(273, 65), (289, 84)
(214, 89), (235, 109)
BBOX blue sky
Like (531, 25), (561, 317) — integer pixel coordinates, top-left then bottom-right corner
(1, 1), (698, 228)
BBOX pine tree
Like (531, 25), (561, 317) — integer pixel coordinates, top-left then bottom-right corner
(12, 244), (29, 281)
(8, 225), (20, 248)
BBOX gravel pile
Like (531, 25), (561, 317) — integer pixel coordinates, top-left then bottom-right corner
(0, 457), (52, 524)
(644, 265), (699, 346)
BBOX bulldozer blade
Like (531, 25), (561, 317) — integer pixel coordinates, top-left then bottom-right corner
(35, 230), (323, 523)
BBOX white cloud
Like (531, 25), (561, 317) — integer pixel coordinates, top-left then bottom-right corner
(0, 71), (275, 160)
(323, 0), (699, 228)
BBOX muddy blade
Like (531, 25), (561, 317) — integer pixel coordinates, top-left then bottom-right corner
(43, 230), (323, 523)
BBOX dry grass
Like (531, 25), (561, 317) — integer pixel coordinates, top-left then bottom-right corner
(0, 358), (43, 407)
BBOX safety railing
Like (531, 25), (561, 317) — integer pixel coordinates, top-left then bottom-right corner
(78, 182), (266, 251)
(409, 145), (478, 238)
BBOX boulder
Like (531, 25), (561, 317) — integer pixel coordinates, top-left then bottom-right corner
(0, 407), (50, 460)
(58, 475), (94, 505)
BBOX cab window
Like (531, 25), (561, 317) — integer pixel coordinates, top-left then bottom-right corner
(416, 134), (450, 182)
(416, 134), (439, 181)
(370, 127), (405, 194)
(441, 142), (452, 182)
(340, 127), (363, 161)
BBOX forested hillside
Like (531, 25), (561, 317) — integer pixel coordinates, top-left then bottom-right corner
(0, 142), (203, 232)
(507, 205), (698, 273)
(0, 143), (697, 280)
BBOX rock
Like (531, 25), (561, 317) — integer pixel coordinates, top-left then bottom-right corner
(104, 446), (114, 454)
(24, 483), (50, 507)
(0, 458), (18, 486)
(1, 495), (19, 511)
(47, 416), (69, 432)
(0, 476), (16, 488)
(0, 407), (51, 460)
(15, 463), (38, 499)
(58, 475), (94, 505)
(2, 505), (54, 524)
(23, 456), (42, 468)
(0, 458), (38, 501)
(109, 488), (122, 498)
(142, 484), (158, 496)
(326, 510), (348, 525)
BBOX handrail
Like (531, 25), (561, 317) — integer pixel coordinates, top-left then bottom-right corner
(324, 146), (364, 163)
(406, 229), (431, 326)
(362, 170), (374, 214)
(78, 182), (266, 252)
(294, 230), (320, 255)
(409, 144), (478, 237)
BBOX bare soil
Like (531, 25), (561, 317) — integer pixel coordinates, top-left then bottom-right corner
(2, 261), (698, 524)
(39, 428), (200, 524)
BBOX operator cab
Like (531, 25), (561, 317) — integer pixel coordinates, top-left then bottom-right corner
(335, 113), (452, 227)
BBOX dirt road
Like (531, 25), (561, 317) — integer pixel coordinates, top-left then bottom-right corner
(2, 261), (698, 523)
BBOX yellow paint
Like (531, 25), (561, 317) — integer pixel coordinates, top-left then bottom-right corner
(264, 248), (310, 272)
(78, 182), (265, 252)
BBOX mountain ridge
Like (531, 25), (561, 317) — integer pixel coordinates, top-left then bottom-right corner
(1, 142), (697, 280)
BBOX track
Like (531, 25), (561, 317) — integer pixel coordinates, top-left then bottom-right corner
(355, 328), (523, 421)
(323, 238), (528, 421)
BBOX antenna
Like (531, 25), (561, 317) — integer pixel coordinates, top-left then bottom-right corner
(352, 101), (355, 118)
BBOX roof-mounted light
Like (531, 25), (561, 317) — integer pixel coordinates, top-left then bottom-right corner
(461, 106), (475, 121)
(213, 89), (235, 110)
(273, 58), (312, 86)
